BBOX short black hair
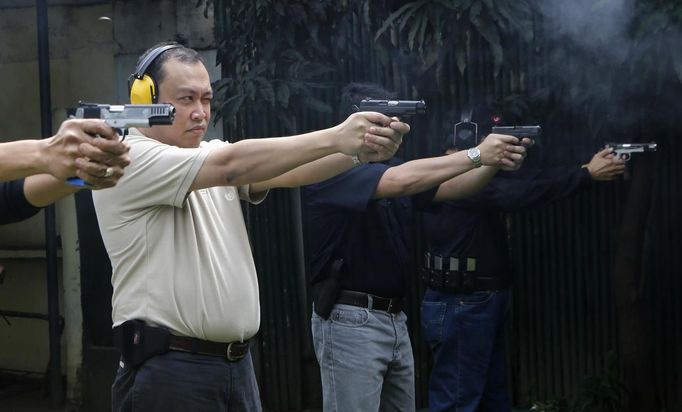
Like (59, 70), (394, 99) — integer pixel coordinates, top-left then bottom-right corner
(338, 82), (397, 122)
(137, 42), (204, 86)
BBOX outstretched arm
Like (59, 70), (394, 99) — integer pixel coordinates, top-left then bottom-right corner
(190, 112), (400, 192)
(0, 119), (129, 182)
(433, 166), (500, 201)
(372, 133), (525, 199)
(249, 120), (408, 191)
(433, 136), (531, 201)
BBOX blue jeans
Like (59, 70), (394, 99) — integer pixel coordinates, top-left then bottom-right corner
(111, 350), (262, 412)
(421, 288), (511, 412)
(312, 303), (416, 412)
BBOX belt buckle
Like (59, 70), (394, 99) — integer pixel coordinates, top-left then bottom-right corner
(226, 342), (241, 362)
(386, 299), (393, 313)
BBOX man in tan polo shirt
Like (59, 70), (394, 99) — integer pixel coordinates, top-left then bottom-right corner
(92, 42), (409, 412)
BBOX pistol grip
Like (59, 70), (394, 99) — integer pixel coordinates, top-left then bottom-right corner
(66, 177), (90, 187)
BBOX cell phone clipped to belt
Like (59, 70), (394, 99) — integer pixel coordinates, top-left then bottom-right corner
(312, 258), (344, 320)
(113, 319), (171, 367)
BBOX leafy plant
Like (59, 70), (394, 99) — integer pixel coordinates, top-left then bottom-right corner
(368, 0), (534, 77)
(530, 352), (625, 412)
(212, 0), (352, 132)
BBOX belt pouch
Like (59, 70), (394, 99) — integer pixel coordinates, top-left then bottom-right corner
(312, 258), (344, 320)
(113, 319), (171, 367)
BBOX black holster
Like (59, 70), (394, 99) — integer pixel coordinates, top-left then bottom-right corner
(312, 258), (344, 320)
(112, 319), (171, 367)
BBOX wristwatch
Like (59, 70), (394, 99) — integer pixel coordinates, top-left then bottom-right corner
(351, 153), (363, 166)
(467, 147), (482, 168)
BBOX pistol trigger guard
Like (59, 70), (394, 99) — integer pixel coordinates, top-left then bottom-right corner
(622, 153), (631, 161)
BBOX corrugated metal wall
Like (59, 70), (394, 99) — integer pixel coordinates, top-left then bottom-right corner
(216, 4), (681, 411)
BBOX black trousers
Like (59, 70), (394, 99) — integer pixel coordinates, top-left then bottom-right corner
(112, 350), (261, 412)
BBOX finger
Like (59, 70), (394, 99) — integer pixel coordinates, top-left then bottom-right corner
(79, 142), (131, 167)
(74, 169), (105, 189)
(367, 124), (401, 139)
(354, 111), (393, 127)
(521, 137), (535, 147)
(389, 120), (411, 135)
(502, 150), (525, 163)
(75, 169), (119, 189)
(83, 138), (130, 157)
(74, 158), (121, 179)
(74, 119), (119, 140)
(499, 158), (516, 168)
(489, 134), (520, 144)
(362, 151), (383, 163)
(505, 144), (527, 155)
(366, 134), (400, 150)
(598, 147), (615, 157)
(360, 140), (392, 154)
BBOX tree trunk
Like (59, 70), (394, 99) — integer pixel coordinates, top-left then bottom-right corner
(611, 155), (659, 412)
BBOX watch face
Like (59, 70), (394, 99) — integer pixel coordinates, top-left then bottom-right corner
(467, 147), (481, 166)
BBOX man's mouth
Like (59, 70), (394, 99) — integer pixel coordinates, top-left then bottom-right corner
(188, 125), (206, 133)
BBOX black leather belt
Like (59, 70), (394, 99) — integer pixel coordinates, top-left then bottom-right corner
(168, 335), (249, 362)
(336, 289), (403, 313)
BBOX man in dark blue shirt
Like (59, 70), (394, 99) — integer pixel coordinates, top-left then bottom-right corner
(420, 109), (625, 412)
(303, 84), (528, 412)
(0, 179), (43, 225)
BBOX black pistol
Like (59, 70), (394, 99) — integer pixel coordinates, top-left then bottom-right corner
(491, 125), (542, 138)
(354, 99), (427, 117)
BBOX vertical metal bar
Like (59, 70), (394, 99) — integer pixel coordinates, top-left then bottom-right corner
(36, 0), (63, 409)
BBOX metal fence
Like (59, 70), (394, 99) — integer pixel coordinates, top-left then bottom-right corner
(212, 4), (681, 411)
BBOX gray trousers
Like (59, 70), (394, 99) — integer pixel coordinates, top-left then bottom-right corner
(312, 303), (416, 412)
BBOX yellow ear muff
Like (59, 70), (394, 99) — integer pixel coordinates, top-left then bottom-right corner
(129, 74), (156, 104)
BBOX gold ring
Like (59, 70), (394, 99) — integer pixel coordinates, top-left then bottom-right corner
(103, 167), (114, 178)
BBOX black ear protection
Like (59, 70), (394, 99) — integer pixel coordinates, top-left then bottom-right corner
(128, 44), (181, 104)
(452, 108), (478, 150)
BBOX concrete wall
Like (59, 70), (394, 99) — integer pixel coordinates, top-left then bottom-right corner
(0, 0), (217, 406)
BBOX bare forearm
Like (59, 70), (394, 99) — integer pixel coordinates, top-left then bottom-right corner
(191, 127), (340, 191)
(0, 140), (48, 181)
(373, 151), (476, 199)
(434, 165), (498, 201)
(24, 174), (80, 207)
(251, 153), (356, 191)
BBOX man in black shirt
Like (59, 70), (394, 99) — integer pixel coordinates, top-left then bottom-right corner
(420, 108), (625, 412)
(304, 84), (528, 411)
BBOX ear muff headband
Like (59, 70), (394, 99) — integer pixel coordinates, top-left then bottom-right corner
(128, 44), (181, 104)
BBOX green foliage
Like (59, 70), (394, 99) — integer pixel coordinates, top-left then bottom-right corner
(213, 0), (348, 131)
(530, 352), (626, 412)
(210, 0), (538, 129)
(369, 0), (534, 76)
(209, 0), (682, 140)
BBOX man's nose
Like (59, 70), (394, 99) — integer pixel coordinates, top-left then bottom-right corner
(191, 104), (206, 120)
